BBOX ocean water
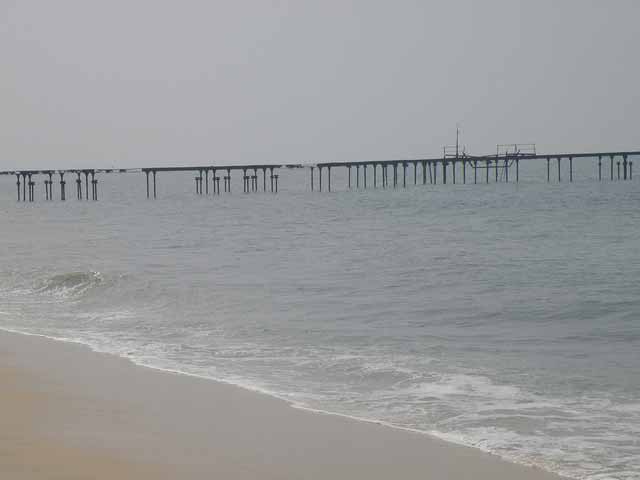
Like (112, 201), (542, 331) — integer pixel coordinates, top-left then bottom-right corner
(1, 161), (639, 480)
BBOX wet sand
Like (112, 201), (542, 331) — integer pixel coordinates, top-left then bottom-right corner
(0, 330), (564, 479)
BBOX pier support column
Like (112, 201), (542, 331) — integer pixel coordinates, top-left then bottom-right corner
(242, 169), (248, 193)
(547, 157), (550, 182)
(610, 155), (614, 181)
(569, 157), (573, 182)
(504, 159), (509, 183)
(516, 158), (519, 183)
(393, 164), (398, 188)
(91, 172), (97, 200)
(60, 173), (66, 201)
(146, 171), (150, 198)
(363, 164), (367, 189)
(432, 161), (436, 184)
(227, 169), (232, 193)
(452, 161), (456, 184)
(253, 168), (258, 192)
(442, 160), (447, 184)
(263, 168), (267, 192)
(84, 172), (89, 200)
(29, 174), (34, 202)
(270, 167), (275, 192)
(347, 166), (351, 189)
(598, 156), (602, 181)
(422, 161), (427, 185)
(414, 162), (417, 185)
(274, 172), (279, 193)
(495, 159), (499, 183)
(623, 155), (628, 180)
(558, 158), (561, 182)
(373, 164), (377, 188)
(473, 161), (478, 184)
(310, 167), (314, 191)
(463, 160), (466, 184)
(617, 160), (621, 180)
(44, 178), (49, 201)
(328, 166), (331, 192)
(76, 173), (82, 199)
(402, 163), (407, 188)
(356, 165), (360, 188)
(629, 161), (632, 180)
(319, 167), (322, 192)
(205, 170), (209, 194)
(153, 170), (157, 198)
(16, 174), (20, 201)
(486, 160), (490, 183)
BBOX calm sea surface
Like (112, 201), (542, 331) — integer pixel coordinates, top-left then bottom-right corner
(1, 161), (639, 479)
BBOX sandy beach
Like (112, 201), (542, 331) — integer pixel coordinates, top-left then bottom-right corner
(0, 330), (564, 479)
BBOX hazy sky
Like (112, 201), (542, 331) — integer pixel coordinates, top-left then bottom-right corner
(2, 0), (639, 169)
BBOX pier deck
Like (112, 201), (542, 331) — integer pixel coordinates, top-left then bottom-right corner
(1, 150), (637, 202)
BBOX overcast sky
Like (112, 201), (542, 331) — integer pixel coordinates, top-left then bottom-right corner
(1, 0), (639, 170)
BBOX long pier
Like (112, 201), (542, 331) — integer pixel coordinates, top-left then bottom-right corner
(1, 150), (637, 202)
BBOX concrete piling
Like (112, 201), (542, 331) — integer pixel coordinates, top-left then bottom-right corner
(569, 157), (573, 182)
(91, 172), (97, 200)
(60, 173), (66, 201)
(610, 155), (614, 181)
(76, 172), (82, 199)
(598, 156), (602, 181)
(402, 162), (407, 188)
(558, 158), (561, 182)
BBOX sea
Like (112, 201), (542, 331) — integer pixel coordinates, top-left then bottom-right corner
(1, 160), (638, 480)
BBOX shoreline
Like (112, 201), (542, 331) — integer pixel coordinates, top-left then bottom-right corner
(0, 328), (565, 479)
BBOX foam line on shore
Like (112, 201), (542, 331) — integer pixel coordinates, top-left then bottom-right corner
(0, 325), (569, 479)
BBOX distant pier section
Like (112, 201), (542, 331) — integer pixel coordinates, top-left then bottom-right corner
(1, 148), (637, 202)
